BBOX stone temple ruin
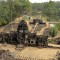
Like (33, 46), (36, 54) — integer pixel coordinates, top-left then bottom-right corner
(0, 19), (48, 47)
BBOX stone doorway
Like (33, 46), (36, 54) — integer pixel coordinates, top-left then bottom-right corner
(57, 41), (60, 45)
(36, 41), (39, 46)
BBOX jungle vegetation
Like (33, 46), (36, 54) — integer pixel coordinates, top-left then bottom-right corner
(0, 0), (60, 25)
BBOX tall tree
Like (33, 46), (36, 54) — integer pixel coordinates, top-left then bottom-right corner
(14, 0), (31, 16)
(0, 0), (31, 25)
(43, 1), (57, 20)
(0, 0), (9, 25)
(7, 0), (16, 22)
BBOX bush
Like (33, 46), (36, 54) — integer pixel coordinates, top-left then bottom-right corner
(48, 39), (54, 43)
(0, 17), (7, 25)
(49, 27), (58, 37)
(56, 23), (60, 31)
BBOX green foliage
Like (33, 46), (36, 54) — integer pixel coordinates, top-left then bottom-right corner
(0, 0), (31, 25)
(32, 3), (45, 13)
(0, 0), (9, 25)
(48, 39), (54, 43)
(43, 1), (57, 20)
(0, 17), (7, 25)
(32, 1), (60, 21)
(49, 27), (58, 37)
(14, 0), (31, 16)
(56, 23), (60, 31)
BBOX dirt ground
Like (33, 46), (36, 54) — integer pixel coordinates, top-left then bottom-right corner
(0, 43), (60, 60)
(15, 44), (60, 60)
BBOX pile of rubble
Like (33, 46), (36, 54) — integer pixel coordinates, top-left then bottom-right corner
(54, 51), (60, 60)
(0, 50), (19, 60)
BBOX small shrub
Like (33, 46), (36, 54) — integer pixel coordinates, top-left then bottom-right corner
(49, 27), (58, 37)
(56, 23), (60, 31)
(0, 17), (7, 25)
